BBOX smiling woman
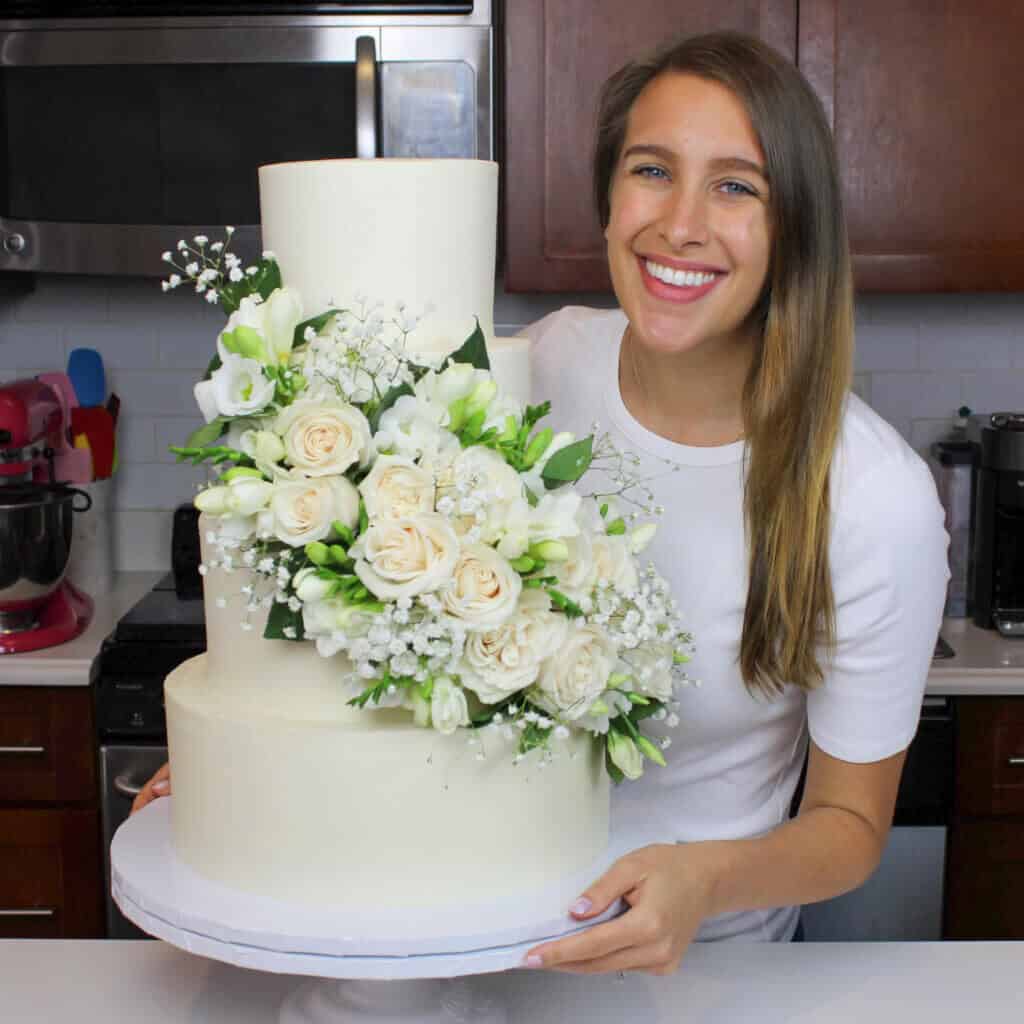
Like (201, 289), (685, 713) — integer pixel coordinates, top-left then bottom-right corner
(518, 30), (949, 974)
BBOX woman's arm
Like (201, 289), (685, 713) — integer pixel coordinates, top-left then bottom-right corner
(131, 762), (171, 814)
(523, 739), (905, 975)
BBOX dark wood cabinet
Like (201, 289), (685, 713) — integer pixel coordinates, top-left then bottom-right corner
(945, 697), (1024, 939)
(502, 0), (797, 292)
(503, 0), (1024, 292)
(0, 687), (103, 938)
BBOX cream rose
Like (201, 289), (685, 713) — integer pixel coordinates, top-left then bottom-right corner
(359, 455), (435, 520)
(351, 513), (459, 601)
(459, 590), (568, 704)
(430, 677), (470, 735)
(274, 397), (373, 476)
(440, 542), (522, 632)
(258, 476), (360, 547)
(536, 621), (619, 720)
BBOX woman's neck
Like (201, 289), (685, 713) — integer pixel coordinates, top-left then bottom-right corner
(617, 325), (755, 447)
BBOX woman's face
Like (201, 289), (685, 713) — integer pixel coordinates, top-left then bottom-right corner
(606, 72), (772, 360)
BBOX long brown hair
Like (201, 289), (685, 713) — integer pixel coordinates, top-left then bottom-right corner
(594, 32), (854, 695)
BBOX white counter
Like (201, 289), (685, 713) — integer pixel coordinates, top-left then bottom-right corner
(928, 616), (1024, 695)
(3, 939), (1020, 1023)
(0, 572), (162, 687)
(3, 586), (1024, 697)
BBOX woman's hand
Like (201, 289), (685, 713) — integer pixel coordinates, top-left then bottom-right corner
(131, 762), (171, 815)
(523, 842), (716, 975)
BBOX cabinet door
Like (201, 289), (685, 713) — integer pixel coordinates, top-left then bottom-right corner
(503, 0), (797, 291)
(0, 808), (103, 938)
(800, 0), (1024, 291)
(945, 821), (1024, 940)
(0, 687), (96, 804)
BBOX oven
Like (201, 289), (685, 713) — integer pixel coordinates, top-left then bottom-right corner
(0, 1), (493, 276)
(93, 569), (204, 939)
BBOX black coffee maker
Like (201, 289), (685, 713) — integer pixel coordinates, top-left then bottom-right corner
(970, 412), (1024, 635)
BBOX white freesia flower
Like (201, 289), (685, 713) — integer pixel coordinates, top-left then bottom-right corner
(628, 644), (676, 702)
(359, 454), (435, 520)
(536, 621), (619, 720)
(551, 528), (597, 600)
(628, 522), (658, 554)
(194, 353), (275, 422)
(528, 491), (582, 545)
(440, 542), (522, 632)
(275, 397), (373, 476)
(351, 513), (459, 600)
(414, 364), (488, 412)
(375, 394), (457, 464)
(301, 596), (376, 658)
(430, 677), (470, 735)
(236, 428), (287, 477)
(591, 531), (639, 592)
(449, 445), (526, 544)
(459, 590), (568, 704)
(259, 476), (360, 547)
(218, 287), (304, 367)
(194, 474), (273, 518)
(291, 566), (333, 603)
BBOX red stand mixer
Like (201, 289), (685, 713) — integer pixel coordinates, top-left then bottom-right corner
(0, 373), (94, 653)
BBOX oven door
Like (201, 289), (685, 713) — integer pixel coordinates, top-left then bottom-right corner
(0, 13), (491, 275)
(99, 743), (168, 939)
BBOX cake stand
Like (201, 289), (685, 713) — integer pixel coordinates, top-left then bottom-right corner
(111, 800), (645, 1024)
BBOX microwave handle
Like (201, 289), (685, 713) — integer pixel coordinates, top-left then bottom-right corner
(355, 35), (379, 158)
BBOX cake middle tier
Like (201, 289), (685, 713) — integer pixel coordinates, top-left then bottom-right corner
(165, 655), (611, 910)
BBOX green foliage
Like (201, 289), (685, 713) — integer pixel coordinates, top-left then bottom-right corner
(446, 320), (490, 371)
(219, 258), (282, 315)
(541, 437), (594, 489)
(264, 600), (305, 641)
(185, 417), (229, 449)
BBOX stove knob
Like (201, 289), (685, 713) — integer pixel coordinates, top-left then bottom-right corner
(3, 233), (25, 254)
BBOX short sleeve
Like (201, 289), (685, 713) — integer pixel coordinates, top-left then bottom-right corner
(807, 450), (950, 763)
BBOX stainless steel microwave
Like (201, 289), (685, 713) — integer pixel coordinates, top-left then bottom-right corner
(0, 2), (492, 276)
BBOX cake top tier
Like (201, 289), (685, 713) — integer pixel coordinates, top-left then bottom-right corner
(258, 159), (498, 359)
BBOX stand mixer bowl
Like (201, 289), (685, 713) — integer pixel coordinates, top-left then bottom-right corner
(0, 484), (90, 633)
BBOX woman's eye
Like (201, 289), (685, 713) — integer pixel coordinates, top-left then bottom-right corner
(719, 180), (757, 197)
(632, 164), (669, 181)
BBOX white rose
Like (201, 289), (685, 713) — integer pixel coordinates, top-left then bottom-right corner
(275, 397), (373, 476)
(440, 542), (522, 632)
(376, 394), (458, 464)
(430, 677), (470, 736)
(195, 353), (276, 421)
(351, 513), (459, 601)
(259, 476), (360, 547)
(536, 621), (619, 720)
(218, 287), (303, 367)
(359, 455), (435, 520)
(591, 532), (639, 593)
(459, 590), (568, 704)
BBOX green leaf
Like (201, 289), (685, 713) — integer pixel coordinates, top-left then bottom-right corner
(446, 319), (490, 371)
(368, 382), (414, 433)
(186, 416), (229, 448)
(524, 486), (540, 508)
(541, 436), (594, 489)
(203, 353), (222, 381)
(293, 309), (343, 348)
(219, 257), (282, 314)
(263, 600), (304, 641)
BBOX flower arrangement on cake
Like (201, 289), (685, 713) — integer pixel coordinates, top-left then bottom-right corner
(163, 233), (694, 782)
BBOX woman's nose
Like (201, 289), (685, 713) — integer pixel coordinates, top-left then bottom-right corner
(658, 187), (709, 250)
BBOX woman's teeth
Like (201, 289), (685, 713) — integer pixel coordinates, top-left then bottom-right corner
(644, 259), (718, 287)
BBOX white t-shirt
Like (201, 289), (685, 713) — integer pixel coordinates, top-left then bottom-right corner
(524, 306), (950, 943)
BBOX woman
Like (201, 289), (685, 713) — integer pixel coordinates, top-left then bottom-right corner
(135, 31), (948, 975)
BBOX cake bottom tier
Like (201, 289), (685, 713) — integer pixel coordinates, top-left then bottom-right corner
(165, 655), (610, 909)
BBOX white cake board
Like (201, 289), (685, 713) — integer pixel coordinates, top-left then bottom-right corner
(111, 800), (649, 1023)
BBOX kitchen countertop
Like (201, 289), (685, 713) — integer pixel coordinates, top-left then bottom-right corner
(4, 939), (1022, 1023)
(0, 572), (161, 687)
(2, 583), (1024, 697)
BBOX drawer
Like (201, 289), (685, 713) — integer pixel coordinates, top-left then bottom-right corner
(0, 808), (103, 938)
(0, 687), (96, 804)
(955, 697), (1024, 817)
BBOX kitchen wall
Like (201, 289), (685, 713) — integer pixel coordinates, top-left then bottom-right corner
(0, 276), (1022, 570)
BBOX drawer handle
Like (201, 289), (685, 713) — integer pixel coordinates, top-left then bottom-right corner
(1009, 757), (1024, 766)
(113, 773), (146, 799)
(0, 907), (56, 918)
(0, 745), (45, 755)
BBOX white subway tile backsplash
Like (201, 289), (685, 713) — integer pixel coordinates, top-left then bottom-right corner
(960, 371), (1024, 414)
(60, 323), (158, 370)
(8, 272), (1024, 569)
(0, 325), (63, 374)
